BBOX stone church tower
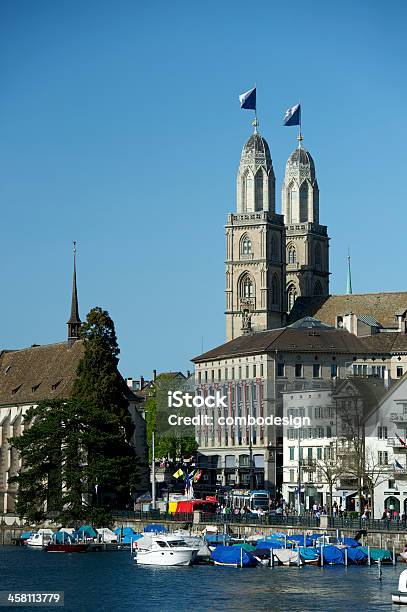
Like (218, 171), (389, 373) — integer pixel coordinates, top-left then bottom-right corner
(225, 125), (286, 341)
(282, 139), (329, 311)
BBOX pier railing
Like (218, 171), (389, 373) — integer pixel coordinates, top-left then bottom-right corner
(328, 516), (407, 531)
(112, 510), (320, 528)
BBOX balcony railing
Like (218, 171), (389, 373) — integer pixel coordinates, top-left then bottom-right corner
(390, 413), (407, 423)
(387, 437), (407, 449)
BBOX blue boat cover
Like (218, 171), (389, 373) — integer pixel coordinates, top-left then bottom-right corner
(255, 539), (286, 550)
(346, 547), (367, 564)
(211, 545), (258, 567)
(319, 545), (344, 565)
(299, 547), (319, 561)
(20, 531), (33, 539)
(143, 524), (167, 533)
(359, 547), (392, 561)
(288, 534), (313, 547)
(53, 532), (74, 544)
(78, 525), (97, 537)
(114, 527), (136, 536)
(204, 533), (231, 543)
(342, 537), (359, 548)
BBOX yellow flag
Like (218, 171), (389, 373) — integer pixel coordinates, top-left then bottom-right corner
(173, 469), (184, 479)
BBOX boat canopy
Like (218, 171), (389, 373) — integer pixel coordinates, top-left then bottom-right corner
(144, 524), (167, 533)
(211, 545), (258, 567)
(204, 533), (231, 543)
(346, 547), (367, 564)
(78, 525), (97, 537)
(318, 545), (344, 565)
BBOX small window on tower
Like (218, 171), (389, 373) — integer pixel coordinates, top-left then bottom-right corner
(242, 237), (252, 255)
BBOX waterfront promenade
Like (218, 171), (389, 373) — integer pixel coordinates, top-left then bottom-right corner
(2, 511), (407, 551)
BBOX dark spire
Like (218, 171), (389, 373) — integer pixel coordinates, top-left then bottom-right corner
(67, 241), (81, 343)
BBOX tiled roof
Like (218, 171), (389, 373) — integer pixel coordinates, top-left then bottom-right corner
(359, 332), (407, 354)
(288, 293), (407, 329)
(192, 326), (366, 363)
(0, 341), (84, 405)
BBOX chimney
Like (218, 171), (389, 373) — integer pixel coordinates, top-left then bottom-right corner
(153, 369), (157, 381)
(140, 375), (145, 389)
(187, 370), (191, 378)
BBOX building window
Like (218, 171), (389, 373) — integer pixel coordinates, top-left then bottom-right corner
(253, 364), (256, 378)
(211, 370), (214, 381)
(218, 369), (221, 380)
(378, 451), (389, 465)
(242, 236), (252, 255)
(331, 364), (338, 378)
(388, 479), (395, 489)
(260, 364), (264, 377)
(277, 363), (285, 377)
(308, 447), (313, 460)
(246, 365), (249, 378)
(317, 447), (322, 460)
(289, 447), (294, 461)
(288, 246), (297, 264)
(204, 370), (208, 382)
(287, 284), (297, 312)
(313, 364), (321, 378)
(377, 426), (388, 440)
(295, 363), (303, 378)
(397, 366), (404, 378)
(289, 469), (295, 483)
(198, 371), (202, 383)
(240, 274), (254, 298)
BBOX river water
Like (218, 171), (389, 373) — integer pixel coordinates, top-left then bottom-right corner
(0, 546), (400, 611)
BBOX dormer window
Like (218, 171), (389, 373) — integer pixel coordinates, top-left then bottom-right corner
(12, 385), (22, 395)
(32, 383), (41, 393)
(51, 380), (62, 391)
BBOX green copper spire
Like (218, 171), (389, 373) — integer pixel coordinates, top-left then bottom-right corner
(346, 251), (353, 295)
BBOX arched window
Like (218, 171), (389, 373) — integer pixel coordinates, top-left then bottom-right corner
(299, 181), (309, 222)
(288, 246), (297, 264)
(243, 170), (253, 212)
(313, 281), (323, 296)
(254, 169), (263, 211)
(287, 284), (297, 312)
(314, 242), (322, 270)
(272, 274), (279, 306)
(240, 274), (254, 298)
(241, 235), (252, 255)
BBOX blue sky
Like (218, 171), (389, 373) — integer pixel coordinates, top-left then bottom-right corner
(0, 0), (406, 378)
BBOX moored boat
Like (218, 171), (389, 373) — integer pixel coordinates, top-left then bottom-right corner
(392, 569), (407, 604)
(26, 529), (53, 548)
(211, 545), (259, 568)
(45, 531), (88, 553)
(134, 534), (199, 566)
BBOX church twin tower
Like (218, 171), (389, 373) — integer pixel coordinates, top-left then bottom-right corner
(225, 126), (330, 341)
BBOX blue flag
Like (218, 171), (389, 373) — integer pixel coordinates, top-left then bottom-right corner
(284, 103), (301, 126)
(239, 87), (256, 110)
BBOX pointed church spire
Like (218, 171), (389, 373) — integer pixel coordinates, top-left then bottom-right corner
(67, 241), (81, 343)
(346, 250), (353, 295)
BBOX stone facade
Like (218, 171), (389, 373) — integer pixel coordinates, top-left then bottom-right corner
(226, 129), (330, 341)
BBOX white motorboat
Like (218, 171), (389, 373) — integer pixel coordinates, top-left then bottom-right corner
(134, 534), (199, 566)
(392, 569), (407, 604)
(171, 530), (211, 559)
(26, 529), (54, 548)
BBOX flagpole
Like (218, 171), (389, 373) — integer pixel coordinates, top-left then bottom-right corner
(254, 82), (258, 133)
(298, 99), (303, 147)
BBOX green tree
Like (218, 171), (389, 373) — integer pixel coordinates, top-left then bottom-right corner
(10, 307), (140, 525)
(145, 373), (197, 463)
